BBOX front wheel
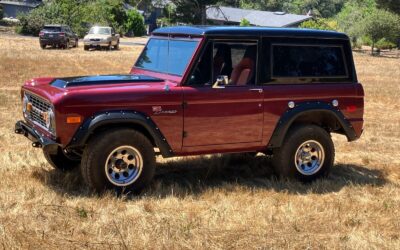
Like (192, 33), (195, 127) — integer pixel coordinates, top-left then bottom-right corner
(272, 125), (334, 182)
(81, 129), (155, 193)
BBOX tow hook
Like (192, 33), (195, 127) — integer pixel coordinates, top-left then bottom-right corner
(15, 128), (23, 134)
(32, 142), (42, 148)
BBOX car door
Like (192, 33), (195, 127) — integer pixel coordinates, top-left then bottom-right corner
(182, 39), (264, 148)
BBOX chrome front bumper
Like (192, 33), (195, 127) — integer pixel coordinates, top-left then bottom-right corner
(84, 41), (110, 46)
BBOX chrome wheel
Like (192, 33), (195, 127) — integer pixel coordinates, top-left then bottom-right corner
(294, 140), (325, 175)
(105, 146), (143, 186)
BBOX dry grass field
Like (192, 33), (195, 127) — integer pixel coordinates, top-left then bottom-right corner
(0, 34), (399, 249)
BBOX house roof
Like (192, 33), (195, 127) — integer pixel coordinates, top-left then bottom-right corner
(0, 0), (41, 8)
(206, 6), (312, 27)
(152, 26), (349, 40)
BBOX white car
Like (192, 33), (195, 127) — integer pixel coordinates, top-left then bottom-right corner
(83, 26), (120, 50)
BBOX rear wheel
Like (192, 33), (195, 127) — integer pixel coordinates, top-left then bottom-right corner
(84, 45), (89, 51)
(40, 44), (46, 49)
(74, 38), (78, 48)
(272, 125), (334, 182)
(43, 147), (80, 171)
(81, 129), (155, 194)
(114, 40), (119, 50)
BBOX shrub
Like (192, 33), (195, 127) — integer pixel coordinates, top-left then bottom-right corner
(16, 9), (46, 36)
(240, 18), (251, 27)
(299, 18), (337, 31)
(124, 9), (146, 37)
(15, 0), (129, 37)
(376, 38), (396, 50)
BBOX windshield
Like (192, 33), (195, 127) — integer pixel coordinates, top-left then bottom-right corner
(135, 38), (199, 76)
(43, 26), (61, 32)
(89, 27), (111, 35)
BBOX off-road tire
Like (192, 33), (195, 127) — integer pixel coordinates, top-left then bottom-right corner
(84, 45), (89, 51)
(81, 129), (155, 194)
(40, 44), (46, 49)
(43, 147), (80, 171)
(114, 41), (119, 50)
(74, 39), (78, 48)
(272, 125), (334, 182)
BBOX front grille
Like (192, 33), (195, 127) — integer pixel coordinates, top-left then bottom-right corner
(90, 39), (101, 41)
(25, 93), (51, 128)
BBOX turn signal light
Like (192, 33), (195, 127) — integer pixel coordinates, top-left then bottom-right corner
(67, 116), (81, 124)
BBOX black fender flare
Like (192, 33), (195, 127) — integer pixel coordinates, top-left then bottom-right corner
(66, 111), (174, 158)
(267, 101), (357, 148)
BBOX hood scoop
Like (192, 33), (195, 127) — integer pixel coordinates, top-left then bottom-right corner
(51, 74), (164, 88)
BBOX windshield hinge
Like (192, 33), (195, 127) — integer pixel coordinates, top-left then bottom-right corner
(183, 131), (188, 138)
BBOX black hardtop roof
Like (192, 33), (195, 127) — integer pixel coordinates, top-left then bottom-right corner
(152, 26), (349, 40)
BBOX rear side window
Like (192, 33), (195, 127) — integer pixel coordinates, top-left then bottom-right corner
(272, 44), (347, 78)
(43, 26), (61, 32)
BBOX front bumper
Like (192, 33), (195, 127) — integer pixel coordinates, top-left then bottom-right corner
(84, 41), (110, 46)
(15, 121), (59, 154)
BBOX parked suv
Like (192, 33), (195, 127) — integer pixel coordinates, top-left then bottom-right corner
(16, 26), (364, 193)
(39, 25), (78, 49)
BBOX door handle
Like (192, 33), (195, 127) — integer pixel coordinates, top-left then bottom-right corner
(249, 88), (263, 93)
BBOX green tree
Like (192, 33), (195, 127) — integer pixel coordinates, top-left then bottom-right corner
(376, 0), (400, 14)
(283, 0), (345, 18)
(240, 18), (251, 26)
(124, 9), (146, 36)
(239, 0), (285, 12)
(336, 0), (376, 41)
(299, 18), (337, 31)
(361, 9), (400, 54)
(0, 4), (3, 19)
(171, 0), (219, 24)
(16, 0), (129, 37)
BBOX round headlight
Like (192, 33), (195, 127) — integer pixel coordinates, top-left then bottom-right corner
(22, 94), (29, 113)
(45, 108), (55, 131)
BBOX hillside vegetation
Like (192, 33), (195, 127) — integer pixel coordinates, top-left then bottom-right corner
(0, 36), (399, 249)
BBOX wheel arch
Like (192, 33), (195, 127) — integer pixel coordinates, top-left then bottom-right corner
(66, 111), (174, 158)
(267, 102), (357, 149)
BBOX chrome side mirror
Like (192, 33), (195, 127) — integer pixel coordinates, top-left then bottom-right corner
(212, 75), (228, 89)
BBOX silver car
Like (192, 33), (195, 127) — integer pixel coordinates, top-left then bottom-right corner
(83, 26), (120, 50)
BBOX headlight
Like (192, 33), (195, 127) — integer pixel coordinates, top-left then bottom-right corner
(44, 107), (56, 134)
(22, 94), (29, 114)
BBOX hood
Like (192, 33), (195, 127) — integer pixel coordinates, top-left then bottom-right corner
(50, 74), (164, 88)
(84, 34), (111, 39)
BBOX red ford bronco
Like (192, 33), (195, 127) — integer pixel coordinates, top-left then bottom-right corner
(15, 26), (364, 193)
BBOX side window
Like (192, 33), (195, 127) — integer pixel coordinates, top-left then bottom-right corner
(188, 41), (258, 86)
(272, 45), (347, 78)
(187, 43), (212, 85)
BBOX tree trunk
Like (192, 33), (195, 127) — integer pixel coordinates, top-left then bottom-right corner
(371, 41), (375, 56)
(201, 4), (207, 25)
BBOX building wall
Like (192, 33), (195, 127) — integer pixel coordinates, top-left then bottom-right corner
(1, 4), (35, 18)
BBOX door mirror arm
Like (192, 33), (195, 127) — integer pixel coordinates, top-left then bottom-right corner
(212, 75), (229, 89)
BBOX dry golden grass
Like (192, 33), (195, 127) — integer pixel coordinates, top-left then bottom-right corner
(0, 35), (399, 249)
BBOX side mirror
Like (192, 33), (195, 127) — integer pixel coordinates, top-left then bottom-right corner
(212, 75), (229, 89)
